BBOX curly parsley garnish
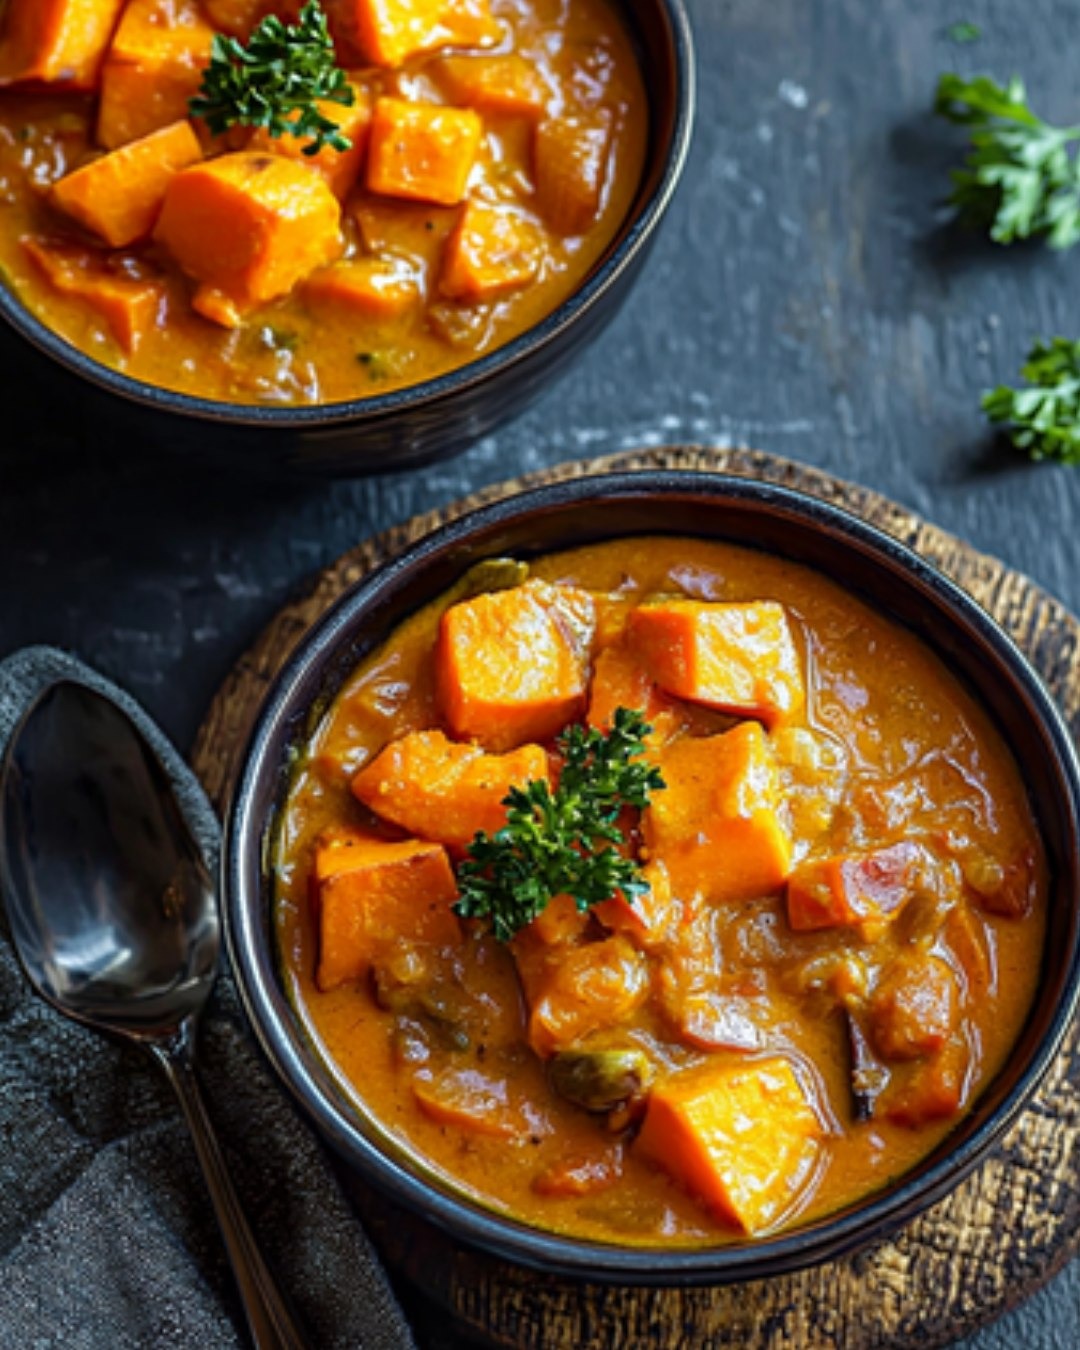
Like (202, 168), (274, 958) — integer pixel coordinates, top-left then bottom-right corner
(983, 338), (1080, 464)
(935, 73), (1080, 249)
(454, 708), (665, 942)
(189, 2), (354, 156)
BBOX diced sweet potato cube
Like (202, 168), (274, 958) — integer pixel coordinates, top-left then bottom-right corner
(433, 53), (547, 117)
(786, 842), (919, 933)
(247, 83), (371, 200)
(436, 580), (595, 751)
(51, 120), (202, 248)
(534, 111), (612, 236)
(635, 1057), (822, 1234)
(513, 934), (649, 1057)
(869, 953), (957, 1063)
(351, 728), (549, 850)
(312, 828), (460, 990)
(326, 0), (500, 68)
(0, 0), (126, 90)
(366, 96), (482, 206)
(154, 151), (342, 320)
(413, 1069), (524, 1138)
(439, 200), (540, 302)
(628, 599), (805, 729)
(586, 641), (681, 749)
(21, 235), (164, 352)
(593, 861), (678, 949)
(304, 256), (419, 319)
(97, 0), (215, 150)
(643, 722), (792, 905)
(884, 1036), (968, 1127)
(527, 892), (590, 946)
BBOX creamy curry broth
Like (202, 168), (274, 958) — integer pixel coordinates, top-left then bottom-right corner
(0, 0), (646, 404)
(275, 537), (1047, 1244)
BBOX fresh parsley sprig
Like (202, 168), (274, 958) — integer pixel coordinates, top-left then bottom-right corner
(983, 338), (1080, 464)
(189, 2), (354, 156)
(454, 708), (666, 943)
(935, 73), (1080, 249)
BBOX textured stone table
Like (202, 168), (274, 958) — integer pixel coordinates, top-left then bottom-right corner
(2, 0), (1078, 1344)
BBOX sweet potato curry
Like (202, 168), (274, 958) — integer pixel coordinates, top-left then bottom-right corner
(0, 0), (646, 403)
(276, 537), (1047, 1243)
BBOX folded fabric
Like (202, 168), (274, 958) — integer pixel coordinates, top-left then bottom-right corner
(0, 646), (416, 1350)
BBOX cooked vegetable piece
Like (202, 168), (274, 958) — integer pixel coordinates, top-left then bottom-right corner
(351, 728), (549, 850)
(247, 83), (371, 199)
(532, 1145), (623, 1197)
(527, 892), (590, 945)
(635, 1057), (822, 1234)
(548, 1047), (652, 1113)
(436, 579), (594, 751)
(0, 0), (126, 90)
(366, 96), (482, 206)
(643, 722), (792, 905)
(20, 236), (164, 352)
(312, 827), (460, 990)
(433, 54), (547, 117)
(326, 0), (500, 68)
(304, 256), (419, 318)
(534, 110), (612, 236)
(97, 0), (215, 150)
(628, 598), (805, 729)
(514, 933), (650, 1057)
(868, 953), (958, 1062)
(202, 0), (282, 38)
(943, 905), (995, 997)
(413, 1068), (522, 1137)
(884, 1036), (969, 1127)
(439, 200), (541, 302)
(51, 120), (203, 248)
(592, 859), (676, 949)
(785, 842), (919, 933)
(964, 845), (1037, 918)
(586, 641), (678, 744)
(154, 151), (342, 324)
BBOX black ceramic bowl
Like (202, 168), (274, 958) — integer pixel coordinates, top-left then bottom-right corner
(222, 471), (1080, 1282)
(0, 3), (693, 476)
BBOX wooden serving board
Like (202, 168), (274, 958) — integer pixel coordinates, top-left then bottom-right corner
(193, 447), (1080, 1349)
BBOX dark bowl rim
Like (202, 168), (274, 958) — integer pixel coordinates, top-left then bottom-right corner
(0, 0), (696, 429)
(221, 469), (1080, 1284)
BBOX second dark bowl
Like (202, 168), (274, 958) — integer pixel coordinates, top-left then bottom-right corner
(222, 470), (1080, 1284)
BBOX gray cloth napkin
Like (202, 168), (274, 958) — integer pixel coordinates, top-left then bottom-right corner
(0, 646), (417, 1350)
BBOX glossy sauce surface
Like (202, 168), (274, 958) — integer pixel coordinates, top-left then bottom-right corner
(0, 0), (646, 404)
(275, 537), (1047, 1245)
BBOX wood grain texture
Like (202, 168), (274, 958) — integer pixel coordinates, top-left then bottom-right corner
(192, 447), (1080, 1349)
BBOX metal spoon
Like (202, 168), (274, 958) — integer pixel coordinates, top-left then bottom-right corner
(0, 679), (307, 1350)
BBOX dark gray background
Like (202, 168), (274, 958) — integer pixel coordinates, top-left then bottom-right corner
(2, 0), (1078, 1344)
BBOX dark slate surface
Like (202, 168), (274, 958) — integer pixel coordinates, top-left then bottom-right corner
(2, 0), (1078, 1345)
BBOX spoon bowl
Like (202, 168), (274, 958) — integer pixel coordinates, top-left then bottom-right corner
(0, 679), (307, 1350)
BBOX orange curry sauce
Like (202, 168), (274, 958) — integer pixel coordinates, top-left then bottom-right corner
(0, 0), (646, 404)
(275, 538), (1046, 1245)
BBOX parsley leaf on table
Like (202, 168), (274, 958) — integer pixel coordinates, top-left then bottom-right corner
(935, 73), (1080, 249)
(454, 708), (666, 943)
(983, 338), (1080, 464)
(189, 2), (354, 156)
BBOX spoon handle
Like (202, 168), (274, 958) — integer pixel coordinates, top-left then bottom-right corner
(152, 1024), (310, 1350)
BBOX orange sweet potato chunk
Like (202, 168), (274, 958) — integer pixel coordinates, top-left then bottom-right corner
(0, 0), (126, 90)
(326, 0), (500, 68)
(786, 842), (919, 933)
(439, 200), (540, 302)
(628, 598), (805, 729)
(585, 641), (682, 749)
(97, 0), (215, 150)
(351, 728), (549, 850)
(593, 860), (678, 950)
(436, 580), (595, 752)
(304, 256), (419, 319)
(534, 111), (613, 236)
(643, 722), (792, 905)
(433, 53), (547, 117)
(312, 827), (460, 990)
(21, 235), (164, 352)
(635, 1057), (822, 1234)
(247, 84), (371, 200)
(51, 119), (202, 247)
(154, 151), (343, 323)
(366, 96), (482, 206)
(868, 953), (957, 1063)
